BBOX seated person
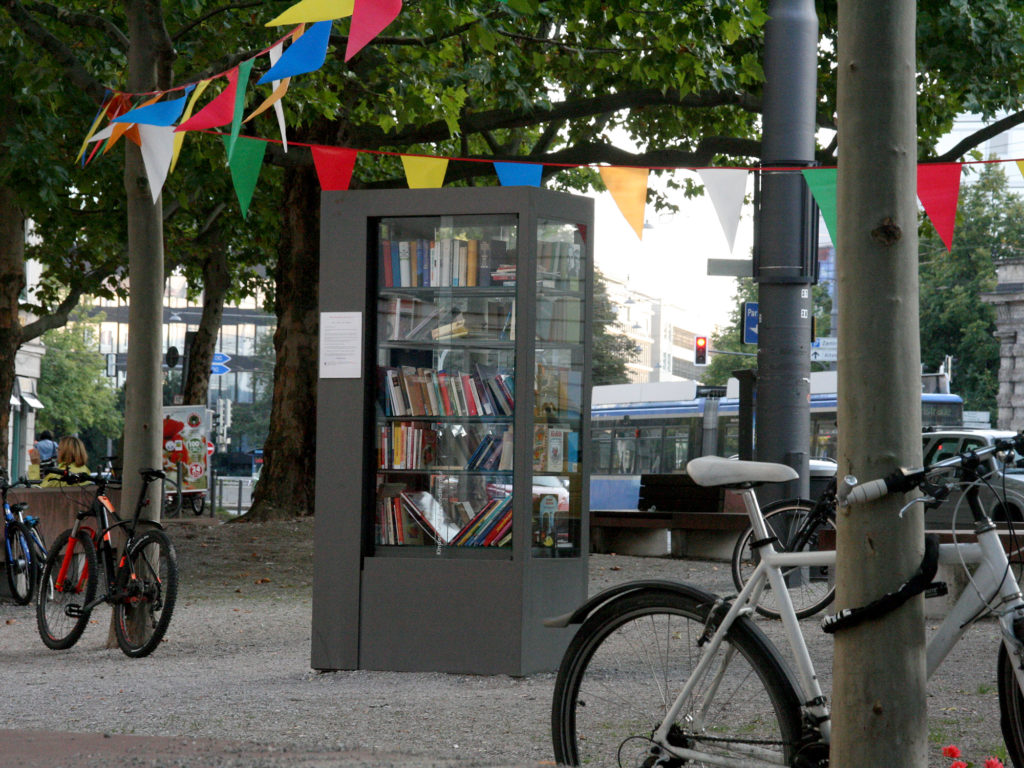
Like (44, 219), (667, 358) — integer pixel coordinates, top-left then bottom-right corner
(41, 436), (92, 487)
(36, 430), (58, 468)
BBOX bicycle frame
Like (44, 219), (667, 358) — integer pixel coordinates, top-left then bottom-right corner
(54, 474), (158, 609)
(652, 481), (1024, 766)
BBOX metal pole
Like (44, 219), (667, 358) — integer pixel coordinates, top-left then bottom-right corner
(754, 0), (818, 499)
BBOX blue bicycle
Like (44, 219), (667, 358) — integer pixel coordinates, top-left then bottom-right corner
(3, 470), (45, 605)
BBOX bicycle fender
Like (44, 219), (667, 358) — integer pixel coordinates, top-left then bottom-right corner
(107, 518), (166, 534)
(544, 579), (722, 628)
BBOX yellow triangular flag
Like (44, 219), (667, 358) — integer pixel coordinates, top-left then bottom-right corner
(401, 155), (448, 189)
(170, 79), (212, 173)
(266, 0), (353, 26)
(599, 166), (648, 239)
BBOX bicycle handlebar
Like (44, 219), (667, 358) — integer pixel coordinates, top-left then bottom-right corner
(840, 433), (1024, 507)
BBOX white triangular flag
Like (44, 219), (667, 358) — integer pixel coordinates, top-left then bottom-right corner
(269, 42), (289, 152)
(138, 124), (175, 204)
(697, 168), (748, 252)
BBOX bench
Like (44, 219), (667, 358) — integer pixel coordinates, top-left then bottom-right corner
(590, 473), (747, 558)
(1, 487), (123, 566)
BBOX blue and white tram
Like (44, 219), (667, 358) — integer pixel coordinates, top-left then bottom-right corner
(589, 389), (964, 512)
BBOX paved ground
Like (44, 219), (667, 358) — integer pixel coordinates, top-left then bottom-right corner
(0, 518), (1015, 766)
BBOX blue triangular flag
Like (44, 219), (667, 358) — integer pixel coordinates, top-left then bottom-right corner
(494, 161), (543, 187)
(112, 86), (195, 126)
(256, 20), (332, 85)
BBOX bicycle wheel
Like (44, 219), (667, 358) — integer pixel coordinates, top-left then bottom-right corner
(551, 587), (803, 767)
(36, 530), (97, 650)
(5, 521), (35, 605)
(731, 498), (837, 619)
(188, 492), (206, 516)
(162, 478), (183, 518)
(113, 528), (178, 658)
(998, 642), (1024, 768)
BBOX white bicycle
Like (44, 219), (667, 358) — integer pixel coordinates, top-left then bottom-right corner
(549, 437), (1024, 767)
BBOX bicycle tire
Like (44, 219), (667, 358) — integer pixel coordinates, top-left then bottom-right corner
(551, 587), (803, 767)
(731, 498), (837, 619)
(998, 642), (1024, 768)
(162, 478), (183, 518)
(36, 529), (98, 650)
(5, 521), (35, 605)
(113, 528), (178, 658)
(188, 493), (206, 516)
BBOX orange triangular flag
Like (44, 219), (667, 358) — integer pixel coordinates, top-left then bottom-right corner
(401, 155), (447, 188)
(600, 166), (649, 239)
(917, 162), (962, 252)
(104, 94), (161, 154)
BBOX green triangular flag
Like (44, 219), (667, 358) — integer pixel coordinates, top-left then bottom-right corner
(801, 167), (838, 245)
(222, 135), (266, 218)
(227, 58), (256, 162)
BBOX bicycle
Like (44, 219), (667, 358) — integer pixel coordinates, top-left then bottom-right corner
(731, 475), (838, 619)
(3, 470), (44, 604)
(36, 467), (178, 658)
(549, 437), (1024, 768)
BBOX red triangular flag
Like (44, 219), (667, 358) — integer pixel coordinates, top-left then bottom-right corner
(917, 162), (962, 251)
(345, 0), (402, 61)
(311, 146), (358, 190)
(175, 68), (240, 132)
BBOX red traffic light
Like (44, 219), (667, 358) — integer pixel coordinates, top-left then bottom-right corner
(694, 336), (708, 366)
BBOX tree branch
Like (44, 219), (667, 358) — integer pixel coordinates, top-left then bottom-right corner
(2, 0), (107, 103)
(22, 0), (129, 48)
(932, 110), (1024, 163)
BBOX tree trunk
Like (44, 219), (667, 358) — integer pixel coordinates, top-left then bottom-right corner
(183, 237), (230, 406)
(0, 184), (25, 468)
(242, 163), (319, 521)
(120, 0), (165, 516)
(832, 3), (925, 766)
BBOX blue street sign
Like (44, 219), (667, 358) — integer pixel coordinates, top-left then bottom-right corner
(742, 302), (759, 345)
(212, 353), (232, 364)
(210, 363), (231, 376)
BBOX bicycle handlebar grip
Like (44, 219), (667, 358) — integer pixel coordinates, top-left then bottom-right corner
(846, 477), (891, 506)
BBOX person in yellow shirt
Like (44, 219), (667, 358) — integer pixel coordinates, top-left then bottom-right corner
(40, 436), (92, 487)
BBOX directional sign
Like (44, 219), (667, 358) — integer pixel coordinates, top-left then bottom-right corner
(810, 336), (837, 362)
(210, 363), (231, 376)
(212, 352), (232, 365)
(742, 302), (759, 345)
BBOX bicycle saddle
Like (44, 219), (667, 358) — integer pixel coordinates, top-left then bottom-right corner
(687, 455), (799, 488)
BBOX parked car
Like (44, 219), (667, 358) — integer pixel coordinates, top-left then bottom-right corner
(920, 427), (1024, 525)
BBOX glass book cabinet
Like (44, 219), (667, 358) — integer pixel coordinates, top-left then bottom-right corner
(312, 187), (593, 674)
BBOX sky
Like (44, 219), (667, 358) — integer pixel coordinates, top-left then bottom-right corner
(589, 174), (754, 335)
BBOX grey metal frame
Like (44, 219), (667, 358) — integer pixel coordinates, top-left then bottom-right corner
(312, 187), (594, 674)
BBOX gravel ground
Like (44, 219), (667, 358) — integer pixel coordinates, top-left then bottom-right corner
(0, 517), (1015, 767)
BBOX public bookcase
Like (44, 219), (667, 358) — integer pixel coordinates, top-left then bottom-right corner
(312, 187), (593, 675)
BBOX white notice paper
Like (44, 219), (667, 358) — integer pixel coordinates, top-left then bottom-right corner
(319, 312), (362, 378)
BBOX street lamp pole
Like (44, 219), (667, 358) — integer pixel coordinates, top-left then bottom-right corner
(754, 0), (819, 499)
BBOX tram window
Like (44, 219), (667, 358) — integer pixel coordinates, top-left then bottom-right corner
(812, 418), (838, 459)
(612, 430), (637, 473)
(663, 427), (691, 472)
(635, 427), (662, 473)
(592, 428), (613, 473)
(718, 418), (739, 458)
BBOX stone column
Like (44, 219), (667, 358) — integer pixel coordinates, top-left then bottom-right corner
(982, 259), (1024, 429)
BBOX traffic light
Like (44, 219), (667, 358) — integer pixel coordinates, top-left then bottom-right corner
(694, 336), (708, 366)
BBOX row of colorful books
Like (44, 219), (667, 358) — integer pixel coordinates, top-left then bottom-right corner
(377, 422), (513, 471)
(376, 490), (512, 547)
(380, 238), (516, 289)
(382, 364), (514, 418)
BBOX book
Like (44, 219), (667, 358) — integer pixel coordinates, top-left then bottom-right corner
(466, 239), (478, 287)
(546, 427), (565, 472)
(532, 424), (547, 472)
(390, 241), (401, 288)
(409, 239), (419, 287)
(458, 240), (469, 286)
(381, 239), (393, 287)
(534, 364), (561, 419)
(430, 317), (468, 340)
(398, 240), (412, 287)
(498, 428), (514, 471)
(400, 491), (461, 544)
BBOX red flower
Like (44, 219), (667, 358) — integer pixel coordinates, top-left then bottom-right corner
(983, 758), (1004, 768)
(950, 761), (967, 768)
(942, 746), (962, 759)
